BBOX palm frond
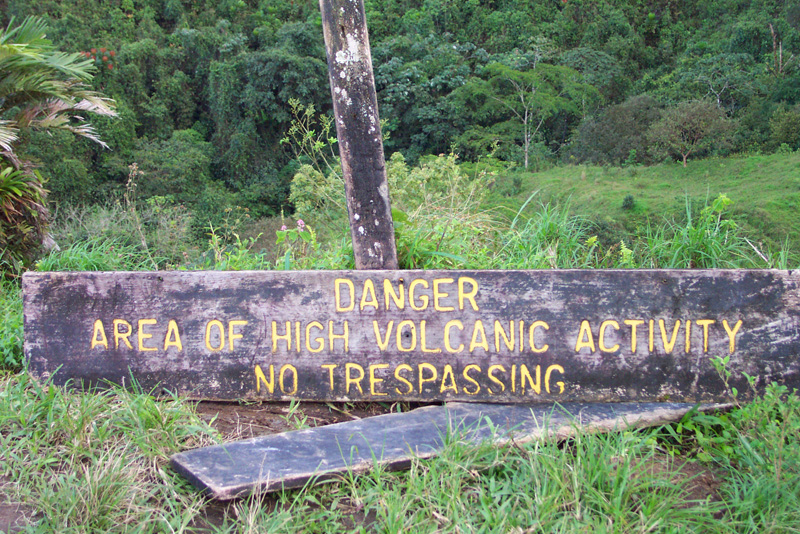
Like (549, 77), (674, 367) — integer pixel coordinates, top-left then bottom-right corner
(0, 17), (51, 48)
(0, 122), (19, 155)
(43, 51), (94, 82)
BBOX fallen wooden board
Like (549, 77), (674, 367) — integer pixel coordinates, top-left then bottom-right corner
(170, 401), (725, 500)
(24, 269), (800, 402)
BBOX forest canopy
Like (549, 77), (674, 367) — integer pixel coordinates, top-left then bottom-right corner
(3, 0), (799, 220)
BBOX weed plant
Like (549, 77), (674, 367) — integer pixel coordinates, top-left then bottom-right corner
(291, 152), (499, 270)
(663, 383), (800, 533)
(188, 229), (272, 271)
(389, 156), (499, 269)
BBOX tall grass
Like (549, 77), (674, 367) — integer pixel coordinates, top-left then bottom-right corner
(497, 194), (767, 270)
(640, 194), (754, 269)
(35, 236), (156, 272)
(499, 200), (600, 268)
(0, 280), (22, 369)
(51, 200), (195, 269)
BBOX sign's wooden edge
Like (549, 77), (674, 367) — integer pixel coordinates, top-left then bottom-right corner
(21, 267), (800, 276)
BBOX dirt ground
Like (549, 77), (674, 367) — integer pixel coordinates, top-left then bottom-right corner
(0, 476), (35, 534)
(193, 400), (400, 441)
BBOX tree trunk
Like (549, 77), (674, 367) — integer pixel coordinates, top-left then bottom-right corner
(523, 109), (530, 169)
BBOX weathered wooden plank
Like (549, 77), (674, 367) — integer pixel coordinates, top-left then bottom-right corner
(23, 269), (800, 402)
(170, 401), (725, 500)
(319, 0), (398, 270)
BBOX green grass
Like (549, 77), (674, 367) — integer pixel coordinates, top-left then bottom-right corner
(34, 237), (156, 272)
(0, 152), (798, 531)
(0, 368), (798, 532)
(0, 371), (218, 533)
(486, 152), (800, 260)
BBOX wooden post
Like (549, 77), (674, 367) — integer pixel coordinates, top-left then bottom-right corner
(319, 0), (398, 270)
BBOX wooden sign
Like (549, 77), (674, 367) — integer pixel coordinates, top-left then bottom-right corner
(23, 269), (800, 402)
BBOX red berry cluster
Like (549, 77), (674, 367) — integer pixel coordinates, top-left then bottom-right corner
(80, 47), (116, 69)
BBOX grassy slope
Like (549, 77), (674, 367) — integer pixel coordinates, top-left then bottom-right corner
(486, 152), (800, 258)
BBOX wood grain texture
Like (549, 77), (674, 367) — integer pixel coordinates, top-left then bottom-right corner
(171, 401), (726, 500)
(319, 0), (398, 269)
(23, 269), (800, 402)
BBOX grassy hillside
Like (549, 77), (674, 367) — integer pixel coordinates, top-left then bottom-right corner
(488, 152), (800, 259)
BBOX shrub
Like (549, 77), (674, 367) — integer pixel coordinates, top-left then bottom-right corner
(389, 153), (497, 269)
(132, 129), (213, 204)
(0, 166), (48, 274)
(290, 152), (498, 269)
(647, 100), (734, 167)
(768, 104), (800, 151)
(622, 194), (635, 210)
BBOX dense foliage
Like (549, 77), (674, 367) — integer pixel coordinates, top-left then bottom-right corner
(3, 0), (799, 221)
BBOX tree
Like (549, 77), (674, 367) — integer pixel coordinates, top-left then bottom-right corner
(647, 100), (734, 167)
(559, 47), (630, 104)
(569, 95), (662, 165)
(768, 104), (800, 150)
(460, 62), (599, 169)
(0, 17), (115, 271)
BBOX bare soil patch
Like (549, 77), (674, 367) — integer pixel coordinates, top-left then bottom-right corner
(0, 476), (34, 533)
(193, 400), (411, 440)
(642, 454), (724, 505)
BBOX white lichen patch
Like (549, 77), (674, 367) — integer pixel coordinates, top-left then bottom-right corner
(378, 182), (390, 203)
(335, 33), (362, 66)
